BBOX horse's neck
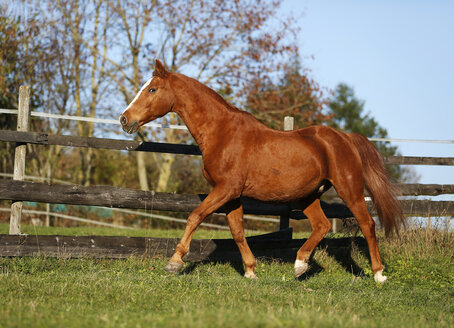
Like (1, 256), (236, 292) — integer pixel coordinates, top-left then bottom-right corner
(175, 101), (233, 153)
(173, 81), (238, 153)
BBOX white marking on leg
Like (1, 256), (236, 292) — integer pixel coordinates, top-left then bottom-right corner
(374, 269), (387, 283)
(244, 271), (258, 279)
(294, 259), (307, 268)
(294, 259), (309, 278)
(123, 77), (153, 114)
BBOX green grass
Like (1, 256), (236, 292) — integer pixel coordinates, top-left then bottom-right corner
(0, 225), (453, 327)
(0, 223), (238, 239)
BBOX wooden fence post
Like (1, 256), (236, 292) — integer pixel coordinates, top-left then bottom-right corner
(280, 116), (294, 230)
(332, 218), (338, 234)
(9, 86), (30, 235)
(283, 116), (294, 132)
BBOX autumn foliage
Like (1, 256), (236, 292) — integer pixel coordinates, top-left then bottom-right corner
(245, 62), (331, 129)
(1, 0), (329, 193)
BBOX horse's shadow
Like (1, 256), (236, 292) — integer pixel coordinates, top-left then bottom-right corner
(179, 236), (372, 280)
(296, 243), (368, 281)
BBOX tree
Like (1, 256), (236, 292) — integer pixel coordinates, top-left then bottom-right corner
(245, 58), (330, 129)
(328, 83), (419, 182)
(33, 0), (113, 186)
(0, 12), (20, 175)
(0, 6), (49, 175)
(94, 0), (301, 192)
(6, 0), (315, 193)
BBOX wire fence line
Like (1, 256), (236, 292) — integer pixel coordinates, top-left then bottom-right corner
(368, 137), (453, 144)
(0, 108), (189, 131)
(1, 108), (453, 144)
(0, 206), (231, 231)
(108, 207), (230, 230)
(0, 173), (72, 185)
(0, 207), (135, 230)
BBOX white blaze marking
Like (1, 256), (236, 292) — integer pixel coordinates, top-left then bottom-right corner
(122, 77), (153, 114)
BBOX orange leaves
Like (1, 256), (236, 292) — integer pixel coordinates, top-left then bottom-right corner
(244, 63), (330, 129)
(153, 0), (299, 93)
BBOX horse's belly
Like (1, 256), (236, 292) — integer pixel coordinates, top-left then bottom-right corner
(242, 168), (322, 202)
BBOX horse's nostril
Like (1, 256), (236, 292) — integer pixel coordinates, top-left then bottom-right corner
(120, 115), (127, 126)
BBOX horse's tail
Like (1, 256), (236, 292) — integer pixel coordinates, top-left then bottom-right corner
(348, 132), (404, 236)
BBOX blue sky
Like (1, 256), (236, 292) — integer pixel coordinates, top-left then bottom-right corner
(281, 0), (453, 185)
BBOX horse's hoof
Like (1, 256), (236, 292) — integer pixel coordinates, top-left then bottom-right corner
(374, 270), (387, 283)
(244, 271), (258, 279)
(164, 261), (183, 273)
(294, 259), (309, 278)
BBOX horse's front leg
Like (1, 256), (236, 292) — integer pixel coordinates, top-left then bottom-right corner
(225, 199), (257, 278)
(165, 184), (236, 273)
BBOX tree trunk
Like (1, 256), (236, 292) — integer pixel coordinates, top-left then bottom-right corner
(83, 147), (94, 186)
(156, 153), (175, 192)
(155, 113), (179, 192)
(136, 151), (149, 191)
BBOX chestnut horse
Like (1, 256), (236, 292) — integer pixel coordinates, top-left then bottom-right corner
(120, 60), (403, 283)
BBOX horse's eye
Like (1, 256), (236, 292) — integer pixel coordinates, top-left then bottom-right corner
(149, 88), (156, 93)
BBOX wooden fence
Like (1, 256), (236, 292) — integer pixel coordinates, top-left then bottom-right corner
(1, 86), (453, 236)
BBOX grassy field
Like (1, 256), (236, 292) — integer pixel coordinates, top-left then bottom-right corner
(0, 224), (453, 327)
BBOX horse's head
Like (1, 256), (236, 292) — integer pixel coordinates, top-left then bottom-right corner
(120, 59), (175, 134)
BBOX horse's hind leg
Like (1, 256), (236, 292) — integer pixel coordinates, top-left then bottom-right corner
(295, 198), (331, 278)
(334, 176), (386, 282)
(345, 199), (386, 282)
(225, 200), (257, 278)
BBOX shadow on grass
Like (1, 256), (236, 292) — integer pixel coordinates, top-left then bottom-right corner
(296, 245), (370, 281)
(181, 260), (245, 276)
(179, 237), (371, 280)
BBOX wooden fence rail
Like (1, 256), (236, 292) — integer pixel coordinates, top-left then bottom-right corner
(0, 130), (202, 155)
(1, 129), (454, 228)
(1, 130), (453, 166)
(323, 183), (454, 197)
(1, 180), (453, 219)
(0, 231), (367, 261)
(1, 104), (453, 236)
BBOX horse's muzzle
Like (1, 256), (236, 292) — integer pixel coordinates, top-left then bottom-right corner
(119, 114), (139, 134)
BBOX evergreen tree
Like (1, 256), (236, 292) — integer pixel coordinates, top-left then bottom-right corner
(328, 83), (413, 182)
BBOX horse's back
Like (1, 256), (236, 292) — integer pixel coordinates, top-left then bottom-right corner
(297, 125), (362, 169)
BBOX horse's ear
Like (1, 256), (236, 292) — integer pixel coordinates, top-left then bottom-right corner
(153, 59), (168, 78)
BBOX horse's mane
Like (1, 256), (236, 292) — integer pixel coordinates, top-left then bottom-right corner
(176, 73), (243, 113)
